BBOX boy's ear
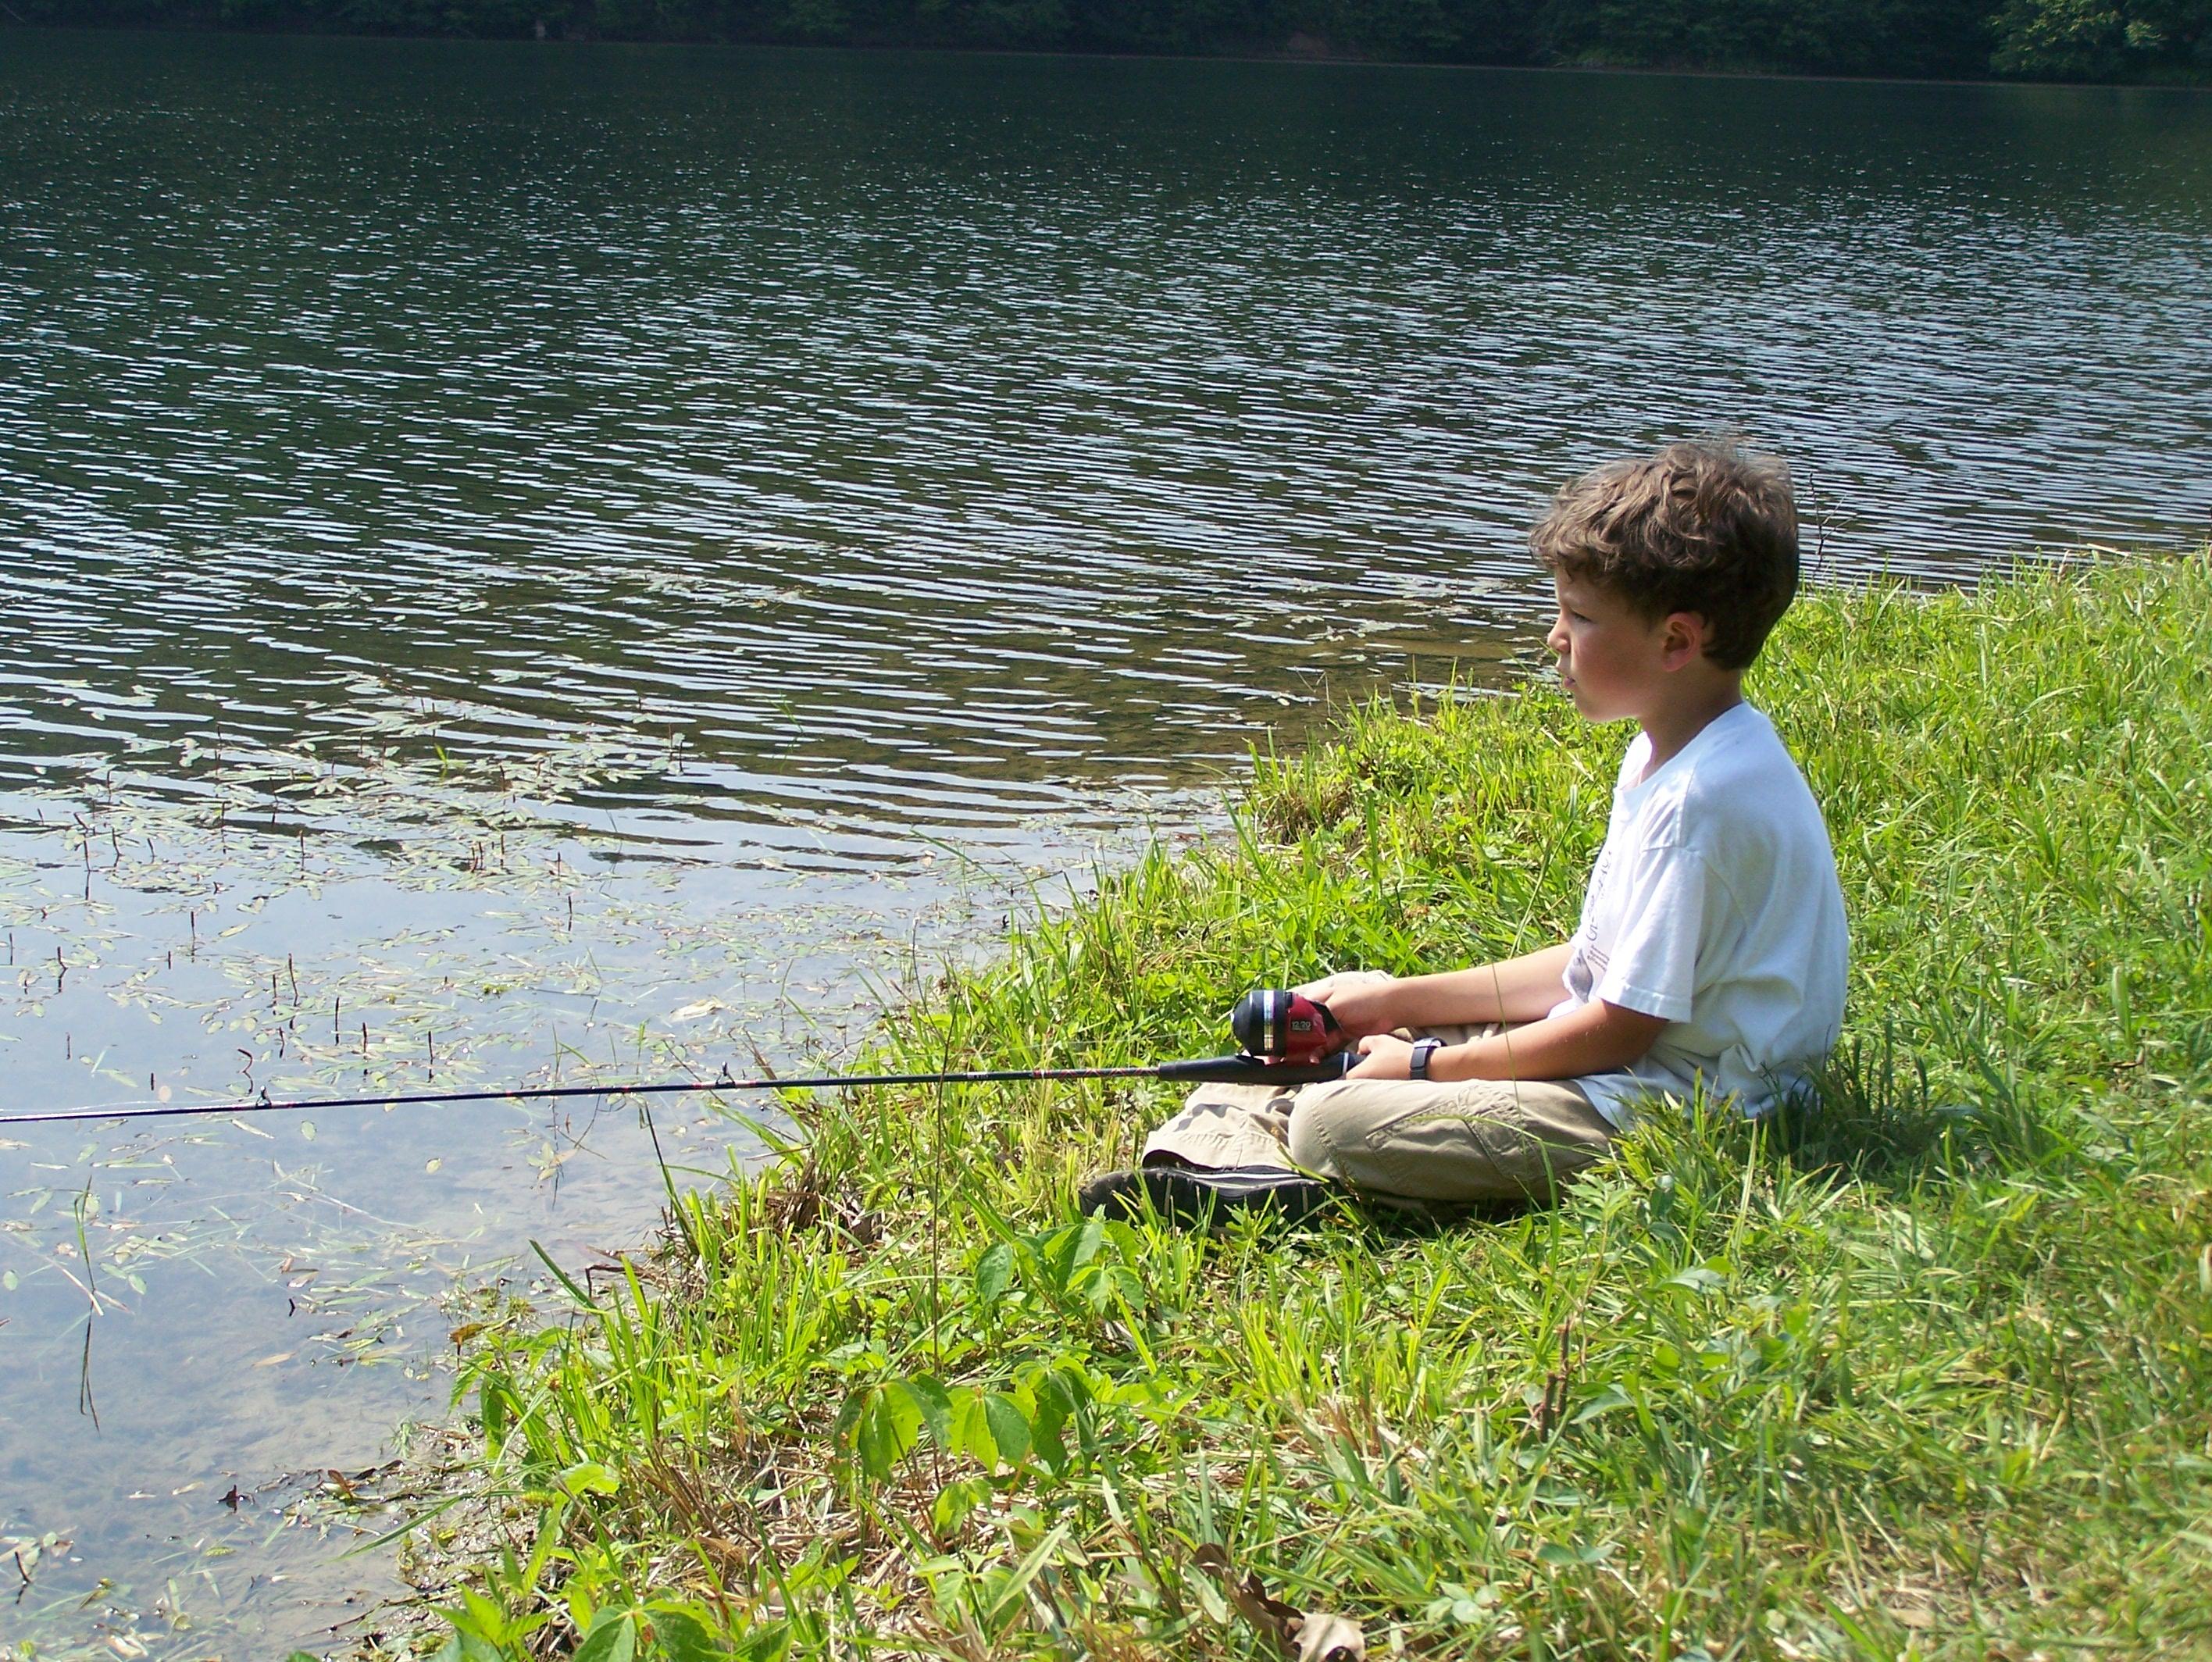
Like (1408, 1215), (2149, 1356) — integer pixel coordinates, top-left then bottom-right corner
(1659, 611), (1711, 669)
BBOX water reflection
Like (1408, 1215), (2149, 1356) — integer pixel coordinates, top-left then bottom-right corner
(5, 35), (2209, 866)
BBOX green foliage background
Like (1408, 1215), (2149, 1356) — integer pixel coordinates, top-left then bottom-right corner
(19, 0), (2212, 80)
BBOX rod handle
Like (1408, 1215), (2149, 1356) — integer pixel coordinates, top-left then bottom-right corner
(1154, 1052), (1355, 1085)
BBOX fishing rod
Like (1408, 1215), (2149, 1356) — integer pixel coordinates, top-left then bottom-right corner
(0, 989), (1355, 1130)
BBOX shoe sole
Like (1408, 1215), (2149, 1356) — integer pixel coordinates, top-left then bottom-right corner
(1078, 1164), (1337, 1226)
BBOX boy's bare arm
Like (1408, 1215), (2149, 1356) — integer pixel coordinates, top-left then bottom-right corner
(1348, 997), (1668, 1082)
(1300, 943), (1575, 1034)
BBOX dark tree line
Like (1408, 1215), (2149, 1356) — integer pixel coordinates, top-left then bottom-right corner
(20, 0), (2211, 80)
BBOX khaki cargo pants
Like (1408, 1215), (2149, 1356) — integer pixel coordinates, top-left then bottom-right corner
(1143, 974), (1616, 1205)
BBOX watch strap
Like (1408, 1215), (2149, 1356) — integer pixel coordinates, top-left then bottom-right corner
(1408, 1037), (1443, 1080)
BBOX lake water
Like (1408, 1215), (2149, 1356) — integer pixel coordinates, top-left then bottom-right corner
(2, 28), (2208, 1657)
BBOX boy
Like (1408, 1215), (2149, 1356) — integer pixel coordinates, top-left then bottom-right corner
(1081, 439), (1848, 1222)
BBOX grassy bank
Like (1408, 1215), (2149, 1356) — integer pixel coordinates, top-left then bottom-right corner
(416, 552), (2212, 1661)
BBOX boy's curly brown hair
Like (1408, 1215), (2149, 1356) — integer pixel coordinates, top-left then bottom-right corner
(1531, 440), (1800, 670)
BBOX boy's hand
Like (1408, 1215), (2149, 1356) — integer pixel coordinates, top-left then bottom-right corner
(1293, 972), (1400, 1039)
(1347, 1033), (1416, 1079)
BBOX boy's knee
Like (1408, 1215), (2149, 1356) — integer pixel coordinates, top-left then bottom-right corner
(1285, 1088), (1354, 1179)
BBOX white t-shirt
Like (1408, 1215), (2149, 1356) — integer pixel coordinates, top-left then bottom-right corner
(1550, 702), (1848, 1127)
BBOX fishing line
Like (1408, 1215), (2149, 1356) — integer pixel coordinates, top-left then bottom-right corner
(0, 990), (1356, 1129)
(0, 1065), (1171, 1130)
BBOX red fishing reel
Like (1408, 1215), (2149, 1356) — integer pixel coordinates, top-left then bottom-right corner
(1229, 988), (1347, 1068)
(1153, 988), (1354, 1084)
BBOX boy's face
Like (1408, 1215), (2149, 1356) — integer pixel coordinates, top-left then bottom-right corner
(1545, 574), (1679, 724)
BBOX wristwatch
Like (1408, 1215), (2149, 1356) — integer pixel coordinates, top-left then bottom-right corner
(1408, 1038), (1444, 1080)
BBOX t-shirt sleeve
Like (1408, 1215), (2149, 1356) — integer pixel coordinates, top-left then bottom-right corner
(1589, 841), (1709, 1023)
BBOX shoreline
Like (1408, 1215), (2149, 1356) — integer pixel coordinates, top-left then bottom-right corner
(398, 547), (2212, 1660)
(10, 20), (2212, 91)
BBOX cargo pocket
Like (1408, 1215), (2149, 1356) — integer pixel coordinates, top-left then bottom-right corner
(1468, 1116), (1593, 1200)
(1357, 1101), (1507, 1202)
(1359, 1093), (1596, 1203)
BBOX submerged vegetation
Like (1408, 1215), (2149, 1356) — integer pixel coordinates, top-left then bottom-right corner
(0, 700), (1052, 1660)
(409, 549), (2212, 1659)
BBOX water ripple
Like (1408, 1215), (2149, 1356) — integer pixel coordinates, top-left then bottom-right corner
(3, 37), (2209, 867)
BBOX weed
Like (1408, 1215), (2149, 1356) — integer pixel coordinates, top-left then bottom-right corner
(419, 551), (2212, 1660)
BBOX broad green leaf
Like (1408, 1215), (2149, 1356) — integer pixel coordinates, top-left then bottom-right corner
(648, 1607), (731, 1660)
(478, 1373), (511, 1453)
(574, 1610), (637, 1662)
(983, 1392), (1031, 1468)
(1072, 1213), (1106, 1270)
(1026, 1370), (1074, 1474)
(556, 1461), (619, 1498)
(930, 1475), (990, 1538)
(1536, 1539), (1611, 1567)
(854, 1383), (923, 1478)
(1572, 1386), (1634, 1425)
(973, 1241), (1014, 1304)
(1038, 1214), (1105, 1292)
(893, 1375), (954, 1451)
(455, 1589), (509, 1639)
(832, 1382), (872, 1441)
(949, 1387), (996, 1467)
(446, 1639), (509, 1662)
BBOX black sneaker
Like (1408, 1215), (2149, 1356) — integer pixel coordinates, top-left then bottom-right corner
(1076, 1163), (1336, 1226)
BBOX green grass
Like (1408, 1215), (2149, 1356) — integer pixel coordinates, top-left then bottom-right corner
(414, 551), (2212, 1661)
